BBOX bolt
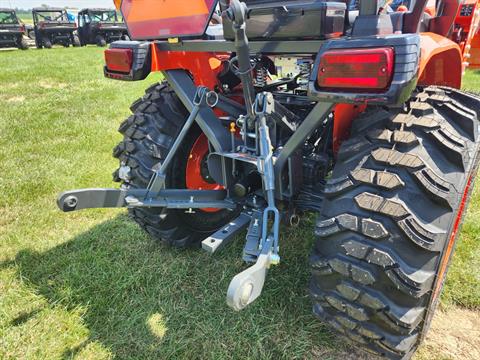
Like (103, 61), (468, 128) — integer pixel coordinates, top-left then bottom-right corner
(270, 254), (280, 265)
(64, 196), (78, 209)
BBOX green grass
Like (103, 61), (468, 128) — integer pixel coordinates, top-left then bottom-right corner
(0, 47), (479, 360)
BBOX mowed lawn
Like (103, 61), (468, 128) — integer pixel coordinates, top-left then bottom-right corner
(0, 47), (479, 360)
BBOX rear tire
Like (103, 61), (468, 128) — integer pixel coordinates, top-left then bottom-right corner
(310, 87), (480, 359)
(73, 35), (81, 47)
(17, 37), (29, 50)
(35, 37), (42, 49)
(113, 82), (239, 247)
(43, 37), (52, 49)
(95, 35), (106, 47)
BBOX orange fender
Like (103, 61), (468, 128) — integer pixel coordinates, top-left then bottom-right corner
(418, 33), (463, 89)
(150, 43), (229, 89)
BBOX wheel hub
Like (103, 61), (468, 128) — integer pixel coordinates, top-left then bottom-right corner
(186, 133), (223, 212)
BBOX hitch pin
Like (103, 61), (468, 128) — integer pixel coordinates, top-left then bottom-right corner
(186, 196), (196, 214)
(230, 122), (237, 175)
(230, 122), (236, 151)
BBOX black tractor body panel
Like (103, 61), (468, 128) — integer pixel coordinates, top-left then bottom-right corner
(222, 0), (347, 40)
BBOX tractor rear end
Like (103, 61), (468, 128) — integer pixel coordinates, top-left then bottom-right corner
(59, 0), (480, 358)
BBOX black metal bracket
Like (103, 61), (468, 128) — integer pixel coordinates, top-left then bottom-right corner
(274, 101), (334, 200)
(163, 69), (232, 153)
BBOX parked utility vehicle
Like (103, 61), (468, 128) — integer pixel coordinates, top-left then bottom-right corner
(32, 7), (79, 49)
(0, 8), (28, 50)
(24, 23), (34, 40)
(77, 8), (128, 47)
(59, 0), (480, 358)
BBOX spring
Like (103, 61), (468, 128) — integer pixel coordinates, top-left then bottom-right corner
(255, 67), (268, 87)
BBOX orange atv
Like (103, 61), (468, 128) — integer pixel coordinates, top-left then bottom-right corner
(58, 0), (480, 358)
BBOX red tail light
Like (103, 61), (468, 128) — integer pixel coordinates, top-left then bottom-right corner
(316, 47), (394, 92)
(20, 24), (25, 33)
(105, 48), (133, 73)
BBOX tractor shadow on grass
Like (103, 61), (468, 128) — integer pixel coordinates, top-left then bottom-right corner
(2, 214), (369, 360)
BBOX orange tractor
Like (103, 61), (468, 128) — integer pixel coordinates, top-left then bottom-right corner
(59, 0), (480, 358)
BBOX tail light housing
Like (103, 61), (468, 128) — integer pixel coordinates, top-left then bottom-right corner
(316, 47), (394, 92)
(104, 42), (151, 81)
(105, 48), (133, 73)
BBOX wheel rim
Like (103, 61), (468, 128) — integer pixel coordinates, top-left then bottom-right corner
(185, 133), (222, 213)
